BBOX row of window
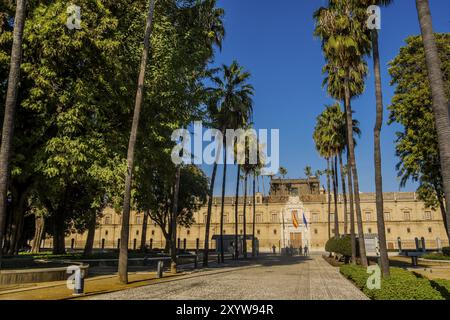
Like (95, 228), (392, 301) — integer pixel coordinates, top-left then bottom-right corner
(311, 211), (434, 223)
(103, 210), (436, 225)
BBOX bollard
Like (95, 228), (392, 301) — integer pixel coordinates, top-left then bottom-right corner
(74, 269), (85, 295)
(157, 260), (164, 278)
(415, 237), (420, 251)
(67, 266), (85, 296)
(397, 237), (402, 254)
(421, 237), (426, 253)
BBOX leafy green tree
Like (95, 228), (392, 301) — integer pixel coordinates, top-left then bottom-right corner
(415, 0), (450, 241)
(388, 33), (450, 241)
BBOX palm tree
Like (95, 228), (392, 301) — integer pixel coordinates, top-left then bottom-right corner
(0, 0), (26, 267)
(205, 61), (254, 264)
(304, 166), (313, 193)
(234, 163), (241, 259)
(279, 167), (288, 179)
(314, 0), (370, 266)
(415, 0), (450, 245)
(358, 0), (393, 277)
(118, 0), (156, 284)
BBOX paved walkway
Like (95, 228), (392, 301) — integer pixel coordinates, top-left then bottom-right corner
(88, 255), (368, 300)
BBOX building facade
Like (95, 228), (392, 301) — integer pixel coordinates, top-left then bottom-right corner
(61, 178), (449, 252)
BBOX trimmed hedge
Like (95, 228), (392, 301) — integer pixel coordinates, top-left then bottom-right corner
(340, 264), (445, 300)
(422, 253), (450, 261)
(325, 236), (352, 258)
(430, 279), (450, 300)
(442, 247), (450, 257)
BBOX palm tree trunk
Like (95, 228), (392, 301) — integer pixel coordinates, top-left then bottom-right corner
(234, 165), (240, 260)
(344, 78), (368, 267)
(339, 153), (348, 235)
(333, 156), (339, 238)
(252, 173), (256, 257)
(416, 0), (450, 242)
(0, 0), (26, 267)
(243, 173), (248, 258)
(118, 0), (155, 284)
(346, 150), (357, 264)
(140, 210), (149, 252)
(326, 158), (331, 240)
(219, 136), (227, 263)
(171, 166), (181, 274)
(372, 29), (390, 277)
(203, 161), (218, 266)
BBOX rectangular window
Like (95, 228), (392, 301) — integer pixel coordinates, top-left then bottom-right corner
(239, 215), (244, 223)
(404, 211), (411, 221)
(365, 212), (371, 222)
(271, 214), (278, 223)
(424, 211), (432, 220)
(256, 214), (262, 223)
(384, 212), (391, 221)
(223, 215), (228, 223)
(330, 213), (335, 222)
(312, 213), (319, 223)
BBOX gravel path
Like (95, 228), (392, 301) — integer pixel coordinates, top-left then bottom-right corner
(88, 255), (368, 300)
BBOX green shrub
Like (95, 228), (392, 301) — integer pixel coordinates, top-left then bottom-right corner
(422, 253), (450, 261)
(340, 265), (444, 300)
(430, 279), (450, 300)
(325, 238), (337, 253)
(442, 247), (450, 257)
(326, 236), (352, 258)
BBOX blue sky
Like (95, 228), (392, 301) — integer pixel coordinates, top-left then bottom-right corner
(203, 0), (450, 196)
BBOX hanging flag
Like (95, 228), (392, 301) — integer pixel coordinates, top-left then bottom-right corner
(303, 212), (308, 229)
(292, 211), (299, 229)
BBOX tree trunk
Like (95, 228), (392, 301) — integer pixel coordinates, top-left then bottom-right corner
(219, 136), (227, 263)
(339, 153), (348, 235)
(203, 161), (218, 267)
(416, 0), (450, 243)
(243, 173), (248, 258)
(31, 214), (45, 253)
(344, 78), (368, 267)
(171, 166), (181, 274)
(140, 210), (149, 252)
(8, 185), (29, 255)
(118, 0), (155, 284)
(234, 165), (240, 260)
(347, 151), (357, 264)
(0, 0), (26, 267)
(332, 156), (339, 238)
(52, 208), (66, 255)
(83, 211), (97, 256)
(326, 158), (331, 240)
(252, 173), (256, 257)
(372, 29), (390, 277)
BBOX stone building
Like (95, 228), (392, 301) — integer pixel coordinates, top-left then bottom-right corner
(61, 178), (449, 252)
